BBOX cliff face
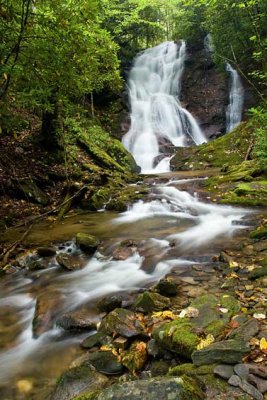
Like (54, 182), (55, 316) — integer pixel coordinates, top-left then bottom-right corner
(180, 44), (228, 139)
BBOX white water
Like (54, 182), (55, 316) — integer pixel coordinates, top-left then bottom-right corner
(226, 63), (244, 132)
(122, 41), (207, 173)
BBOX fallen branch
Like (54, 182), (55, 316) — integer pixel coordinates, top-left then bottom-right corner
(245, 141), (255, 161)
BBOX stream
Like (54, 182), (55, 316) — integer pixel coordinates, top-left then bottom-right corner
(0, 172), (253, 398)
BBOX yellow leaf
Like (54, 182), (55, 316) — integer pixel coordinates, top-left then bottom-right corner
(100, 345), (112, 352)
(3, 73), (7, 80)
(197, 334), (215, 350)
(152, 310), (177, 320)
(229, 261), (239, 268)
(260, 337), (267, 351)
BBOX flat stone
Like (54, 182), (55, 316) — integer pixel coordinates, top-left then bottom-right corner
(230, 318), (259, 342)
(134, 291), (171, 313)
(81, 332), (111, 349)
(214, 364), (234, 380)
(234, 363), (250, 380)
(248, 373), (267, 394)
(51, 365), (109, 400)
(57, 311), (96, 331)
(93, 376), (205, 400)
(192, 340), (250, 366)
(248, 364), (267, 379)
(228, 375), (264, 400)
(99, 308), (145, 338)
(86, 350), (124, 375)
(56, 253), (83, 271)
(37, 247), (57, 257)
(97, 295), (122, 313)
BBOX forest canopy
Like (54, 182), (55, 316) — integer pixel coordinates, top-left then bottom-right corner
(0, 0), (266, 143)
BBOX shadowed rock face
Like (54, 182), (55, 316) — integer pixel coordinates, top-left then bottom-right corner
(180, 45), (228, 140)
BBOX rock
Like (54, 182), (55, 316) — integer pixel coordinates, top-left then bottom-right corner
(134, 291), (171, 313)
(248, 364), (267, 379)
(153, 318), (198, 359)
(27, 259), (48, 271)
(248, 266), (267, 280)
(112, 246), (135, 260)
(97, 295), (122, 313)
(99, 308), (145, 338)
(228, 375), (263, 400)
(92, 376), (205, 400)
(155, 278), (178, 297)
(75, 233), (100, 253)
(147, 338), (163, 358)
(36, 247), (57, 257)
(234, 363), (250, 380)
(169, 363), (214, 377)
(150, 360), (170, 377)
(56, 253), (83, 271)
(214, 364), (235, 380)
(57, 311), (96, 331)
(86, 350), (124, 375)
(192, 340), (250, 366)
(51, 365), (109, 400)
(120, 340), (147, 373)
(14, 178), (50, 205)
(81, 332), (111, 349)
(32, 291), (64, 338)
(248, 373), (267, 394)
(229, 318), (259, 342)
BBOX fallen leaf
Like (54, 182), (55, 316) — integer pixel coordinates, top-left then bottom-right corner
(260, 337), (267, 351)
(253, 313), (266, 320)
(197, 334), (215, 350)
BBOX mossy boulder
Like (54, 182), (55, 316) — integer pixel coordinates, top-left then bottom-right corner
(120, 340), (148, 373)
(86, 376), (205, 400)
(99, 308), (145, 338)
(134, 291), (171, 313)
(77, 125), (139, 173)
(170, 122), (253, 171)
(75, 233), (100, 253)
(14, 178), (50, 205)
(152, 318), (199, 359)
(168, 363), (215, 377)
(51, 365), (109, 400)
(155, 278), (178, 297)
(250, 223), (267, 240)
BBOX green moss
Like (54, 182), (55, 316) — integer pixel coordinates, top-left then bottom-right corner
(190, 295), (218, 309)
(205, 319), (226, 337)
(220, 294), (240, 316)
(170, 122), (253, 171)
(179, 375), (205, 400)
(73, 390), (100, 400)
(153, 318), (198, 358)
(168, 363), (214, 377)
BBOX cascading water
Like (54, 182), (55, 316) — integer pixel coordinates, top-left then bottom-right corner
(122, 41), (207, 173)
(226, 63), (244, 132)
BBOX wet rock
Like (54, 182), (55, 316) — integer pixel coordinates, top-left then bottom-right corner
(228, 375), (263, 400)
(214, 364), (234, 380)
(56, 253), (83, 271)
(75, 233), (100, 253)
(99, 308), (145, 338)
(51, 365), (109, 400)
(33, 291), (64, 338)
(248, 266), (267, 280)
(27, 259), (48, 271)
(229, 318), (259, 342)
(92, 376), (205, 400)
(86, 350), (124, 375)
(97, 295), (122, 313)
(57, 311), (96, 331)
(121, 340), (147, 373)
(155, 278), (178, 297)
(112, 246), (135, 260)
(134, 291), (171, 313)
(81, 332), (111, 349)
(192, 340), (250, 366)
(36, 247), (57, 257)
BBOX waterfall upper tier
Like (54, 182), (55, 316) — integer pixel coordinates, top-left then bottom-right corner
(122, 41), (207, 173)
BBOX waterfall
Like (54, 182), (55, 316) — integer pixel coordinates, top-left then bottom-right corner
(122, 41), (207, 173)
(226, 63), (244, 132)
(204, 34), (215, 53)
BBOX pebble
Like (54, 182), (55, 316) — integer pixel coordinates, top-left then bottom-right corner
(214, 364), (234, 380)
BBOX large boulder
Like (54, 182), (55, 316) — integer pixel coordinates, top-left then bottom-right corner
(75, 233), (100, 254)
(89, 376), (205, 400)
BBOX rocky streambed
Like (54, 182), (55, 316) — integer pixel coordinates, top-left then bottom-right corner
(0, 171), (266, 400)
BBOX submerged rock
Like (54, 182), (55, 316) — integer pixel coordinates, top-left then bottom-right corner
(75, 233), (100, 254)
(56, 253), (83, 271)
(51, 365), (109, 400)
(134, 291), (171, 313)
(90, 376), (205, 400)
(99, 308), (145, 338)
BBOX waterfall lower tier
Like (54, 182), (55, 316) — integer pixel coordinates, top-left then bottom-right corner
(226, 63), (244, 132)
(122, 41), (207, 173)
